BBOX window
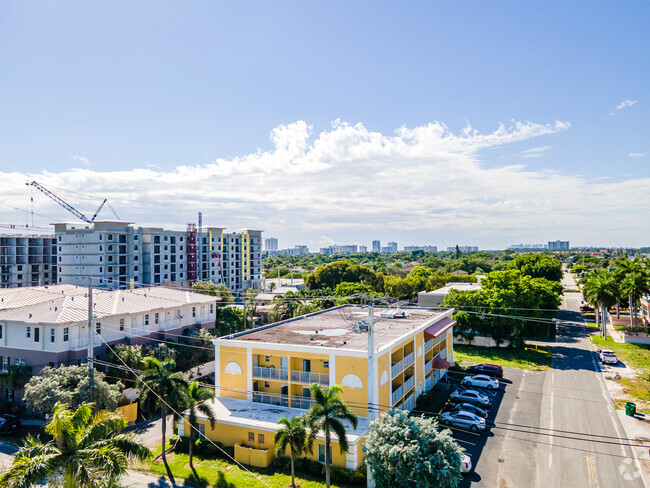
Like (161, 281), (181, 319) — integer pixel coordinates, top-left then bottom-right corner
(14, 358), (25, 366)
(210, 304), (214, 314)
(264, 355), (271, 362)
(95, 322), (101, 335)
(198, 423), (205, 439)
(264, 381), (270, 388)
(154, 313), (159, 324)
(323, 361), (329, 369)
(108, 234), (113, 241)
(145, 314), (149, 326)
(34, 327), (40, 343)
(258, 434), (264, 444)
(63, 327), (69, 342)
(192, 307), (196, 317)
(1, 357), (9, 370)
(248, 432), (255, 442)
(318, 444), (332, 463)
(119, 319), (125, 331)
(50, 328), (56, 343)
(0, 324), (2, 339)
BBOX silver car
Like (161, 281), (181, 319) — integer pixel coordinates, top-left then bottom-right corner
(439, 411), (487, 431)
(450, 388), (491, 407)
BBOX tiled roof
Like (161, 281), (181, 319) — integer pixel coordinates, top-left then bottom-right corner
(0, 285), (217, 325)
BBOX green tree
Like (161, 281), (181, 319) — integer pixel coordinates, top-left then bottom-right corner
(509, 254), (563, 282)
(622, 272), (650, 332)
(138, 357), (189, 474)
(23, 365), (122, 416)
(614, 258), (646, 324)
(364, 409), (463, 488)
(0, 364), (32, 394)
(107, 344), (145, 379)
(184, 381), (217, 470)
(0, 402), (149, 488)
(582, 269), (617, 337)
(274, 415), (312, 488)
(306, 384), (358, 488)
(305, 261), (383, 291)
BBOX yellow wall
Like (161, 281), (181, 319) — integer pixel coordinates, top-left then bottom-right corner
(336, 356), (368, 417)
(193, 419), (355, 469)
(235, 443), (274, 468)
(220, 345), (248, 400)
(377, 351), (390, 414)
(253, 351), (285, 370)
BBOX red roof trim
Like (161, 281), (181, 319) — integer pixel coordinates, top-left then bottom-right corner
(423, 316), (456, 339)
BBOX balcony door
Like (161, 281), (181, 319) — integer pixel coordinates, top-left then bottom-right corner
(281, 357), (288, 370)
(302, 359), (311, 372)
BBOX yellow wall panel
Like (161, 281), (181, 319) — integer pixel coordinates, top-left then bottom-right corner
(336, 356), (368, 417)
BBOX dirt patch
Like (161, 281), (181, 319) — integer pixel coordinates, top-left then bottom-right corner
(596, 351), (650, 412)
(153, 453), (176, 464)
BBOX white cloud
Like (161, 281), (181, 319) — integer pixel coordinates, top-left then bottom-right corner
(616, 99), (637, 110)
(72, 156), (90, 165)
(3, 118), (649, 247)
(629, 152), (646, 158)
(515, 146), (552, 159)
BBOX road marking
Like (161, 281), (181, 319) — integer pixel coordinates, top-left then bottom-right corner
(586, 455), (599, 487)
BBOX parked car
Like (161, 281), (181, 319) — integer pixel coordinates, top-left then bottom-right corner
(450, 388), (491, 407)
(461, 454), (473, 474)
(439, 410), (487, 431)
(580, 304), (594, 312)
(0, 414), (21, 435)
(465, 364), (504, 378)
(452, 402), (488, 418)
(462, 374), (500, 390)
(598, 349), (618, 365)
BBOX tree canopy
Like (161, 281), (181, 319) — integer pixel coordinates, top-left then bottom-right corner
(364, 409), (463, 488)
(509, 253), (563, 282)
(24, 365), (122, 415)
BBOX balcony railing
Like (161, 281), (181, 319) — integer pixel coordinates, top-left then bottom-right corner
(252, 392), (289, 407)
(253, 366), (289, 381)
(391, 359), (403, 378)
(425, 375), (433, 392)
(404, 352), (414, 368)
(424, 360), (433, 374)
(291, 397), (314, 409)
(404, 393), (415, 412)
(290, 370), (329, 386)
(391, 385), (403, 405)
(440, 347), (447, 358)
(404, 375), (415, 393)
(425, 339), (434, 352)
(75, 336), (102, 350)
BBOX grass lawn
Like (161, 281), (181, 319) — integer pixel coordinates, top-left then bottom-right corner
(135, 444), (349, 488)
(591, 335), (650, 413)
(454, 344), (552, 371)
(585, 322), (599, 328)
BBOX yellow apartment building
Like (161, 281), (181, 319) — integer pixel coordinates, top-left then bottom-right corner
(179, 304), (455, 472)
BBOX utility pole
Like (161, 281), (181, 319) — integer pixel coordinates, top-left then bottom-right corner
(87, 278), (95, 398)
(366, 298), (377, 488)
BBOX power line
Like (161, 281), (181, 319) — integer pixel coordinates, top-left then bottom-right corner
(93, 331), (273, 488)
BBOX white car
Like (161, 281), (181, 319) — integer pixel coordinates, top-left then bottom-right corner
(599, 349), (618, 365)
(462, 374), (500, 390)
(450, 388), (491, 407)
(461, 454), (472, 473)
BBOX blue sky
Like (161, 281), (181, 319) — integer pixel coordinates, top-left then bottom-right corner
(0, 1), (648, 249)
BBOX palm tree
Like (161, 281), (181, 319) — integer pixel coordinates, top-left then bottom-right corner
(138, 357), (189, 471)
(305, 384), (358, 488)
(622, 272), (650, 333)
(274, 415), (312, 488)
(614, 258), (646, 326)
(184, 380), (217, 470)
(0, 364), (32, 398)
(582, 269), (617, 338)
(0, 402), (149, 488)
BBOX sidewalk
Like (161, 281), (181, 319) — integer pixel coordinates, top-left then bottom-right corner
(616, 410), (650, 487)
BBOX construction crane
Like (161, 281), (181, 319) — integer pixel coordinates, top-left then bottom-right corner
(26, 181), (120, 223)
(0, 224), (53, 233)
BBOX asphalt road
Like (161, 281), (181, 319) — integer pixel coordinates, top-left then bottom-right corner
(457, 278), (646, 487)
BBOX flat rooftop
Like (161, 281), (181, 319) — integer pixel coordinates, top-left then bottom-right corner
(420, 282), (482, 295)
(225, 305), (447, 351)
(203, 397), (368, 441)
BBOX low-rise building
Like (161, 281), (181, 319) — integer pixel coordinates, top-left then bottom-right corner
(181, 305), (455, 470)
(0, 284), (218, 377)
(418, 282), (482, 307)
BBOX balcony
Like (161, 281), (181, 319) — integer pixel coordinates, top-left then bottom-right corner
(75, 336), (102, 350)
(290, 370), (329, 386)
(425, 339), (434, 352)
(391, 359), (403, 378)
(424, 360), (433, 374)
(252, 392), (289, 407)
(391, 385), (404, 405)
(291, 397), (314, 409)
(253, 366), (289, 381)
(404, 393), (415, 411)
(404, 375), (415, 394)
(440, 347), (447, 358)
(425, 375), (434, 392)
(404, 352), (414, 368)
